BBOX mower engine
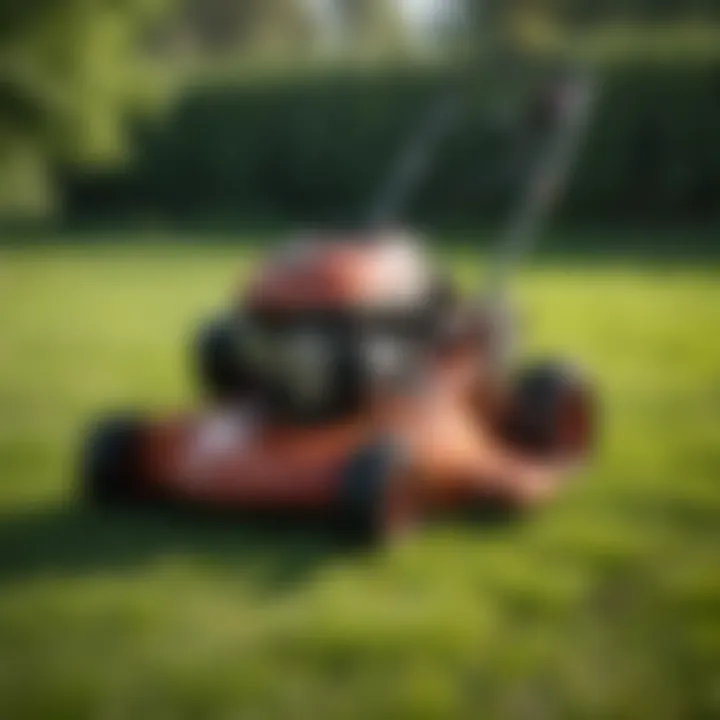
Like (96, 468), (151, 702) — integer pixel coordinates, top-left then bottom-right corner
(196, 231), (455, 422)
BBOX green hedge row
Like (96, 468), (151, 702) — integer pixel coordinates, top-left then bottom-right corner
(63, 62), (720, 226)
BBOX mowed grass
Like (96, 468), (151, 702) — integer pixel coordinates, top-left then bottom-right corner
(0, 240), (718, 719)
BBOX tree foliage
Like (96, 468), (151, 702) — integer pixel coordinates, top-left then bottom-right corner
(0, 0), (172, 215)
(335, 0), (408, 57)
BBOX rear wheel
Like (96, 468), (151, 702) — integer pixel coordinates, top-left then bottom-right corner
(509, 361), (596, 460)
(335, 439), (419, 548)
(81, 415), (145, 508)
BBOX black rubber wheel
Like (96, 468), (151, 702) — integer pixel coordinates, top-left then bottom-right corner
(335, 439), (418, 548)
(81, 415), (144, 508)
(511, 360), (596, 459)
(195, 314), (246, 400)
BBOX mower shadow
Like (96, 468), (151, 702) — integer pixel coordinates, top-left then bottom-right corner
(0, 501), (521, 592)
(0, 503), (343, 593)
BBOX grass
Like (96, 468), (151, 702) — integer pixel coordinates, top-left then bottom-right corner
(0, 239), (719, 719)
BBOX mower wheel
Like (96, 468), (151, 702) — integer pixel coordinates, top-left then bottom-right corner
(81, 415), (144, 508)
(195, 314), (245, 400)
(512, 361), (596, 459)
(336, 439), (419, 547)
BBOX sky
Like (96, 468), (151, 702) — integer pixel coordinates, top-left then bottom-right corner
(305, 0), (465, 39)
(400, 0), (445, 26)
(401, 0), (466, 35)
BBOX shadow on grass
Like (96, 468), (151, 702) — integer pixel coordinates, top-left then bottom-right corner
(0, 504), (342, 593)
(0, 501), (520, 592)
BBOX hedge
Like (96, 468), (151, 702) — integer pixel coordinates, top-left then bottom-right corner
(61, 61), (720, 226)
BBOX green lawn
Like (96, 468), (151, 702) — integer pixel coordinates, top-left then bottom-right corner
(0, 241), (718, 719)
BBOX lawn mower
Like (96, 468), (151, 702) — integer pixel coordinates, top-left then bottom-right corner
(80, 73), (599, 546)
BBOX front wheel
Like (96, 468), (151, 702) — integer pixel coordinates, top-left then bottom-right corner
(335, 439), (420, 548)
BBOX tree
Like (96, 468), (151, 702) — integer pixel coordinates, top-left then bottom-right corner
(169, 0), (316, 57)
(0, 0), (174, 216)
(335, 0), (408, 58)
